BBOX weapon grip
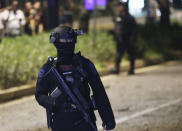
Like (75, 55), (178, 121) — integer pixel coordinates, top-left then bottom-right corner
(50, 87), (62, 99)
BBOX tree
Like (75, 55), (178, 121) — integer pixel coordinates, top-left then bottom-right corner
(156, 0), (170, 26)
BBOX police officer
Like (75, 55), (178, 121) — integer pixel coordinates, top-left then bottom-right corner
(112, 1), (137, 75)
(35, 26), (116, 131)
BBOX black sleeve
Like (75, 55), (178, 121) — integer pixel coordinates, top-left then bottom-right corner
(35, 64), (54, 110)
(84, 59), (116, 127)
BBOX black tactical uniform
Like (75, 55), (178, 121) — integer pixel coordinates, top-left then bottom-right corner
(113, 2), (137, 74)
(35, 26), (116, 131)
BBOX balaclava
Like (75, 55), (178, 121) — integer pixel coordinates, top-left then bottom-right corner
(50, 26), (78, 65)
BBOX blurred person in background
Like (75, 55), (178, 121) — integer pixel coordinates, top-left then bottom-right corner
(4, 0), (25, 36)
(24, 1), (35, 35)
(58, 7), (70, 26)
(79, 10), (91, 34)
(111, 1), (137, 75)
(33, 1), (43, 34)
(63, 0), (74, 26)
(42, 0), (50, 31)
(146, 0), (157, 24)
(34, 1), (41, 11)
(0, 2), (7, 42)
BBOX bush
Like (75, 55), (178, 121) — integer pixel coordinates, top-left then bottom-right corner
(136, 24), (182, 61)
(76, 30), (115, 62)
(1, 24), (182, 89)
(0, 31), (115, 89)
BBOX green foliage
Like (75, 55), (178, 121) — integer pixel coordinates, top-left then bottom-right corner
(0, 31), (115, 89)
(0, 33), (57, 89)
(76, 31), (115, 62)
(1, 24), (182, 89)
(136, 24), (182, 61)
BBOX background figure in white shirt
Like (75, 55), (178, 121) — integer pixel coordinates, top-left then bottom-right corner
(0, 2), (6, 42)
(146, 0), (157, 24)
(4, 0), (25, 36)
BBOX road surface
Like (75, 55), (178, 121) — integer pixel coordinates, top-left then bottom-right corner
(0, 61), (182, 131)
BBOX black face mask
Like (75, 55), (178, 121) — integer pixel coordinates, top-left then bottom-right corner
(50, 26), (83, 64)
(54, 42), (75, 65)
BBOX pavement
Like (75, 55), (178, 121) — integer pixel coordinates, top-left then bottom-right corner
(0, 60), (182, 131)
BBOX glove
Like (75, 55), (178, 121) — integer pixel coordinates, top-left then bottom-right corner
(102, 122), (116, 130)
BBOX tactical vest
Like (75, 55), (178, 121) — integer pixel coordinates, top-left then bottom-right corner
(49, 54), (91, 113)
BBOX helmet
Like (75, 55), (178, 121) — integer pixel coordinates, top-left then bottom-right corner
(50, 26), (83, 44)
(50, 26), (83, 59)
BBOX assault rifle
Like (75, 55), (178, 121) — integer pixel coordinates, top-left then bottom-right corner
(46, 58), (97, 131)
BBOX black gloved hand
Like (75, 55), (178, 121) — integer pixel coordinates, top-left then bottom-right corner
(102, 122), (116, 130)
